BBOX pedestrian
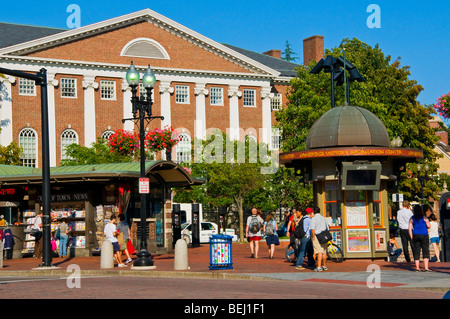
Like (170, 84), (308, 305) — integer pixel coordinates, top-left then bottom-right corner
(32, 210), (43, 258)
(58, 218), (69, 257)
(295, 207), (315, 270)
(428, 213), (441, 263)
(286, 208), (302, 247)
(104, 214), (126, 267)
(309, 206), (328, 272)
(397, 200), (414, 263)
(117, 214), (133, 264)
(388, 233), (402, 262)
(246, 207), (264, 259)
(264, 213), (279, 259)
(409, 205), (431, 272)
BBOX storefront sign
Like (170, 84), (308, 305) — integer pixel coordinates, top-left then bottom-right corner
(37, 193), (89, 202)
(280, 147), (423, 163)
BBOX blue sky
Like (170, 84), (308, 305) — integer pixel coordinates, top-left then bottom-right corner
(2, 0), (449, 109)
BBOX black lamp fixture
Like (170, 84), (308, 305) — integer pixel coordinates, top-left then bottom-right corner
(310, 50), (366, 107)
(123, 61), (163, 268)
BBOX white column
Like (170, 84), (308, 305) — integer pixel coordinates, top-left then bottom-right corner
(47, 73), (58, 167)
(0, 75), (15, 146)
(159, 81), (173, 129)
(261, 87), (273, 147)
(228, 85), (241, 141)
(122, 80), (133, 132)
(195, 84), (208, 140)
(82, 76), (98, 146)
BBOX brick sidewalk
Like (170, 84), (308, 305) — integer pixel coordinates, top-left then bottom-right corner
(2, 241), (449, 275)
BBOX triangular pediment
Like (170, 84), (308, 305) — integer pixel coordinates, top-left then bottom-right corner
(0, 9), (279, 77)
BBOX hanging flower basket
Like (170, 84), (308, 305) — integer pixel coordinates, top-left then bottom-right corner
(107, 129), (139, 156)
(145, 126), (179, 154)
(434, 92), (450, 119)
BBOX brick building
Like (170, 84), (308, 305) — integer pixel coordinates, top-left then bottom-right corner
(0, 9), (323, 167)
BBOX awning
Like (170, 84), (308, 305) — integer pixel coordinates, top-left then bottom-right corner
(0, 161), (203, 187)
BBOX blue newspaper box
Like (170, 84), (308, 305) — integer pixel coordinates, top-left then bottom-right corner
(209, 234), (233, 270)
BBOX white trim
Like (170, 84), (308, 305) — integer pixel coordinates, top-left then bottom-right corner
(120, 37), (170, 60)
(0, 9), (279, 77)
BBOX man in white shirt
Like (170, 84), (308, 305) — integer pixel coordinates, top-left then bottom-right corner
(104, 214), (126, 267)
(309, 207), (328, 272)
(397, 200), (413, 262)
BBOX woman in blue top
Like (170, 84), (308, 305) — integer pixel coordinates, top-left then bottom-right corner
(408, 205), (431, 272)
(264, 214), (279, 259)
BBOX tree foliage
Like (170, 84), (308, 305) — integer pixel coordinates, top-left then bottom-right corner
(0, 141), (22, 165)
(276, 37), (440, 202)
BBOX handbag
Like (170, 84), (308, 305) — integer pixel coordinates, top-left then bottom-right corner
(126, 239), (136, 255)
(30, 228), (42, 240)
(316, 228), (332, 244)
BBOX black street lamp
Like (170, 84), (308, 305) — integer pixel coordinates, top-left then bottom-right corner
(123, 62), (163, 268)
(0, 66), (52, 268)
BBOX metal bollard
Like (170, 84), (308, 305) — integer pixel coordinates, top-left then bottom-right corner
(174, 239), (189, 270)
(100, 240), (114, 269)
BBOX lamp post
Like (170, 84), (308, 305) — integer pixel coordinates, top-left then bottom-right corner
(417, 163), (430, 204)
(123, 62), (163, 268)
(0, 66), (52, 268)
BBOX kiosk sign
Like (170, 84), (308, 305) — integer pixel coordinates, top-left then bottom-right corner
(139, 177), (150, 194)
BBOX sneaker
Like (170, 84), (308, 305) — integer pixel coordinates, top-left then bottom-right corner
(125, 258), (132, 263)
(118, 263), (127, 268)
(322, 266), (328, 271)
(295, 266), (305, 270)
(314, 267), (323, 272)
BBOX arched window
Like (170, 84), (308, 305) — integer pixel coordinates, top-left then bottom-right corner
(101, 130), (115, 141)
(19, 128), (37, 167)
(61, 129), (78, 160)
(120, 38), (170, 60)
(176, 133), (191, 164)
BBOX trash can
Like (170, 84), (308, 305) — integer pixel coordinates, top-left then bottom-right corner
(209, 234), (233, 270)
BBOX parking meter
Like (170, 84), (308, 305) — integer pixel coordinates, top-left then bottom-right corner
(438, 193), (450, 262)
(191, 203), (200, 247)
(218, 206), (226, 234)
(172, 204), (181, 249)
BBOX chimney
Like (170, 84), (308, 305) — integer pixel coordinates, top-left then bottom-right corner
(263, 49), (281, 59)
(436, 131), (449, 146)
(303, 35), (324, 65)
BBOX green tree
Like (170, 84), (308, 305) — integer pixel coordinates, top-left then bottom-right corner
(276, 37), (440, 202)
(0, 141), (22, 165)
(281, 40), (298, 62)
(173, 131), (272, 242)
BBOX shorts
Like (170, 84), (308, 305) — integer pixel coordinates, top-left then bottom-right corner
(112, 241), (121, 252)
(249, 236), (262, 242)
(120, 239), (129, 251)
(312, 236), (327, 255)
(430, 237), (440, 244)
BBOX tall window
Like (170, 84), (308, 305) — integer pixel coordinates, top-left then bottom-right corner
(101, 130), (115, 141)
(272, 127), (282, 150)
(176, 133), (191, 164)
(175, 85), (189, 104)
(210, 87), (223, 105)
(271, 93), (282, 111)
(19, 128), (37, 167)
(18, 78), (36, 96)
(61, 129), (78, 160)
(100, 80), (116, 100)
(61, 78), (77, 97)
(243, 89), (256, 107)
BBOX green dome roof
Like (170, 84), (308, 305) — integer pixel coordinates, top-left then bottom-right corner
(305, 105), (390, 150)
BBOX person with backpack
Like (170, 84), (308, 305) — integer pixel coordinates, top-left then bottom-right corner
(246, 207), (265, 258)
(264, 213), (279, 259)
(295, 208), (315, 270)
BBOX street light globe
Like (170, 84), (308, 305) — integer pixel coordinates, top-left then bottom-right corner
(126, 62), (140, 86)
(142, 65), (156, 88)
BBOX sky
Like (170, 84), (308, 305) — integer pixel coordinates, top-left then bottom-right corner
(1, 0), (449, 111)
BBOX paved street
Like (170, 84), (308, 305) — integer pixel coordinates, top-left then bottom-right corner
(0, 241), (449, 306)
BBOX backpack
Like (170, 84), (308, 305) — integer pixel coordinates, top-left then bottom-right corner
(265, 220), (275, 236)
(250, 215), (260, 234)
(294, 216), (306, 239)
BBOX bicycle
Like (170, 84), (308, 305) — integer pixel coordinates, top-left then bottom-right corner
(326, 241), (344, 263)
